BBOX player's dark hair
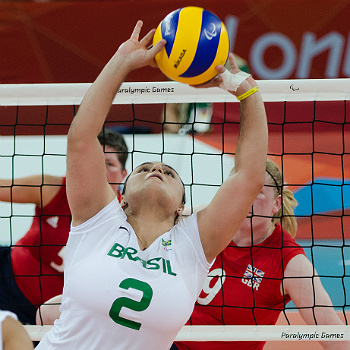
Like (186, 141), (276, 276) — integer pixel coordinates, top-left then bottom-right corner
(98, 129), (128, 170)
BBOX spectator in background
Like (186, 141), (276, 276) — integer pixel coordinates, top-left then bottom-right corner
(0, 129), (128, 325)
(160, 54), (250, 134)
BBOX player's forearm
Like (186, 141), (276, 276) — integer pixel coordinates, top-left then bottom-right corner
(320, 340), (350, 350)
(234, 82), (268, 189)
(0, 175), (51, 205)
(299, 306), (350, 349)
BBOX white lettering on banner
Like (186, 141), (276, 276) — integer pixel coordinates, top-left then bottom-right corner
(297, 32), (345, 78)
(224, 15), (239, 53)
(225, 15), (349, 79)
(343, 34), (350, 76)
(250, 33), (297, 79)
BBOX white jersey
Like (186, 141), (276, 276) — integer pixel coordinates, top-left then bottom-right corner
(0, 311), (18, 350)
(36, 199), (212, 350)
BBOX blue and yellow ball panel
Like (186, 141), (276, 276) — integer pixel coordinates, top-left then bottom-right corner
(153, 6), (229, 85)
(160, 8), (181, 58)
(180, 10), (223, 78)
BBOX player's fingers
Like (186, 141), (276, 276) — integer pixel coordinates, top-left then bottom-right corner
(149, 39), (166, 57)
(140, 28), (156, 46)
(215, 65), (226, 74)
(131, 20), (143, 40)
(228, 53), (238, 71)
(194, 74), (222, 88)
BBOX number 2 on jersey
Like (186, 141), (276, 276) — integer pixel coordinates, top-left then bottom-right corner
(109, 278), (153, 330)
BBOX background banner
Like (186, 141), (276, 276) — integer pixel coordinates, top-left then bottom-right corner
(0, 0), (349, 84)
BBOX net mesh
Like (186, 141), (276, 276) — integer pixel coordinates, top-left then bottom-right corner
(0, 79), (349, 343)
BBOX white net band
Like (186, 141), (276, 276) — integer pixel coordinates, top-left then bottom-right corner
(0, 79), (349, 106)
(25, 325), (350, 342)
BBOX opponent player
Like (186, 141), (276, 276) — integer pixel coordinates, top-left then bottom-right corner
(172, 159), (350, 350)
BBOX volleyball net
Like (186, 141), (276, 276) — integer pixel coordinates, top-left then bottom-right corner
(0, 79), (349, 344)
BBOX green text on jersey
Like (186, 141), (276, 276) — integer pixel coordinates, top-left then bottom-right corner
(107, 243), (177, 276)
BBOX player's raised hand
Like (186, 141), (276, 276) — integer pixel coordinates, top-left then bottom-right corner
(115, 20), (166, 71)
(194, 53), (257, 98)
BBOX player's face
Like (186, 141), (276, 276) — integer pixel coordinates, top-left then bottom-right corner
(242, 173), (281, 231)
(126, 161), (184, 208)
(103, 145), (127, 194)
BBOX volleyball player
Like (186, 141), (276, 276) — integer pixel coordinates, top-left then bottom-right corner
(35, 20), (267, 350)
(0, 311), (33, 350)
(172, 159), (350, 350)
(0, 129), (128, 325)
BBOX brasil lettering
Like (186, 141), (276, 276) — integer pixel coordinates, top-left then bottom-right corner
(281, 331), (344, 340)
(107, 243), (177, 277)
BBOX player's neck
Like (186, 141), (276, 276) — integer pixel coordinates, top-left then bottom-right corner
(127, 214), (175, 250)
(233, 222), (275, 246)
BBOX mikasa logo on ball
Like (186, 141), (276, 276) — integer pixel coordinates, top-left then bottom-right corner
(174, 49), (187, 69)
(204, 23), (217, 40)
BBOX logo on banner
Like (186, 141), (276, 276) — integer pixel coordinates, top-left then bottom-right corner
(241, 264), (265, 290)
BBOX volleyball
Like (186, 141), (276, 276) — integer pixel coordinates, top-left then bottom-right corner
(153, 7), (229, 85)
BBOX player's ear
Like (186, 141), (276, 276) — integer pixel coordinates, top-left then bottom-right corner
(121, 168), (127, 180)
(177, 205), (184, 215)
(175, 204), (184, 217)
(120, 196), (128, 210)
(272, 195), (282, 214)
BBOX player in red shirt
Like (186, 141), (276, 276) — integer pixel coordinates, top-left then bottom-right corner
(173, 158), (349, 350)
(0, 129), (128, 325)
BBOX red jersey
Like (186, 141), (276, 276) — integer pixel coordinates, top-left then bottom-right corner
(176, 224), (306, 350)
(11, 178), (123, 307)
(11, 178), (70, 307)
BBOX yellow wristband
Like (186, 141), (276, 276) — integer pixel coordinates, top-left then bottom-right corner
(236, 86), (260, 101)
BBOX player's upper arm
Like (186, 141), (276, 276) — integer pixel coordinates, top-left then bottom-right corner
(283, 254), (317, 306)
(66, 134), (115, 226)
(197, 171), (263, 263)
(2, 317), (34, 350)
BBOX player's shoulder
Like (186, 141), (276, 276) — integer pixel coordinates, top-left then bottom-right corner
(0, 310), (17, 323)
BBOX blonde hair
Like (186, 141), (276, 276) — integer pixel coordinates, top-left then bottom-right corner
(266, 158), (298, 237)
